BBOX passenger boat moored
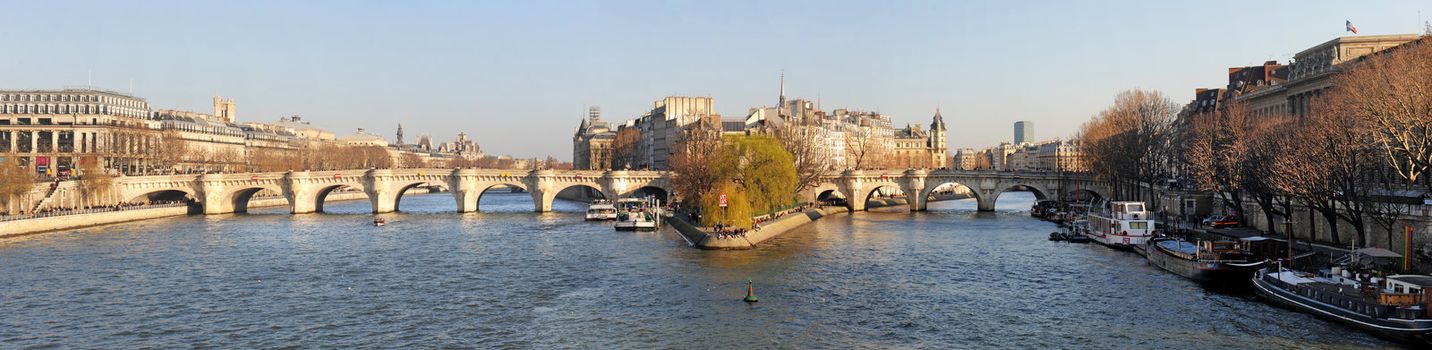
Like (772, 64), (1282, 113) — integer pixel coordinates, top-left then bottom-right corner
(585, 200), (618, 221)
(614, 198), (661, 231)
(1085, 201), (1154, 250)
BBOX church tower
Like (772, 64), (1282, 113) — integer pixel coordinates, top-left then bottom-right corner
(213, 95), (236, 123)
(778, 71), (786, 118)
(929, 108), (948, 168)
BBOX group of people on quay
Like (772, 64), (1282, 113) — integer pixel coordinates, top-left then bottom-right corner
(0, 200), (191, 222)
(701, 203), (817, 239)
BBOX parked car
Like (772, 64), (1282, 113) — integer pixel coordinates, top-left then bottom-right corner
(1205, 215), (1240, 228)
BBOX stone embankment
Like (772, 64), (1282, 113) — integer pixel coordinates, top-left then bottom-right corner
(667, 206), (850, 249)
(0, 191), (382, 239)
(665, 193), (964, 250)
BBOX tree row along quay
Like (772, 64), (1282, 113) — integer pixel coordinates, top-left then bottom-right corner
(1078, 37), (1432, 262)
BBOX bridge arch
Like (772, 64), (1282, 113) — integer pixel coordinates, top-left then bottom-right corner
(472, 181), (532, 212)
(393, 181), (451, 212)
(1063, 188), (1105, 203)
(918, 181), (981, 211)
(857, 182), (904, 211)
(626, 186), (670, 203)
(125, 188), (197, 204)
(998, 183), (1051, 200)
(222, 185), (288, 214)
(803, 183), (844, 204)
(312, 182), (370, 213)
(979, 183), (1052, 212)
(541, 182), (609, 213)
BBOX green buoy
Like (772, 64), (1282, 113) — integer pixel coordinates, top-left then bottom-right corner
(743, 278), (759, 303)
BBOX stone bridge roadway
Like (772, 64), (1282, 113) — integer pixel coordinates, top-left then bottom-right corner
(810, 169), (1107, 212)
(111, 168), (1105, 215)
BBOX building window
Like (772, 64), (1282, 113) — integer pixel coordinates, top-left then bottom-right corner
(17, 131), (32, 153)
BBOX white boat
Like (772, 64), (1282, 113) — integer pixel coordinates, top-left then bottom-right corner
(585, 200), (618, 221)
(614, 198), (660, 231)
(1085, 201), (1154, 249)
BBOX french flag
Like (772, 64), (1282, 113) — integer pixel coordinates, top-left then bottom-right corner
(1346, 20), (1359, 34)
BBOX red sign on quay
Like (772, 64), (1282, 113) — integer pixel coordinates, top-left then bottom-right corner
(718, 194), (728, 207)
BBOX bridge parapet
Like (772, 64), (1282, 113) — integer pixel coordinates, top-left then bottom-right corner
(815, 169), (1105, 212)
(102, 168), (1087, 216)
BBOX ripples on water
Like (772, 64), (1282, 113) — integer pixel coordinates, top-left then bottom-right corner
(0, 192), (1402, 348)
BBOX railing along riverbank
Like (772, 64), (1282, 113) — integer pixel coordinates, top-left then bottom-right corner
(0, 201), (191, 222)
(0, 190), (375, 239)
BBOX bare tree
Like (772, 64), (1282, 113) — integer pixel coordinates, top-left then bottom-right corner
(1241, 114), (1296, 234)
(1269, 110), (1377, 246)
(1329, 37), (1432, 191)
(1183, 101), (1252, 219)
(611, 128), (641, 170)
(770, 123), (830, 195)
(844, 126), (884, 170)
(400, 153), (426, 168)
(0, 157), (32, 213)
(1079, 90), (1179, 202)
(75, 161), (114, 208)
(669, 119), (725, 206)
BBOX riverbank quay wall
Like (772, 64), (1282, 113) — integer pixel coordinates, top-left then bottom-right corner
(1128, 182), (1432, 272)
(0, 191), (373, 239)
(668, 206), (851, 250)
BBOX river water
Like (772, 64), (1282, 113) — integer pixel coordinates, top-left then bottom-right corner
(0, 192), (1401, 348)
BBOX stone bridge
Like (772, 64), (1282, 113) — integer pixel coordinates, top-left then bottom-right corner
(95, 168), (1103, 215)
(806, 169), (1106, 212)
(112, 168), (673, 214)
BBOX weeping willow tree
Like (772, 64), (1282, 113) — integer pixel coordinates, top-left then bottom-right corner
(722, 135), (797, 215)
(693, 135), (798, 229)
(700, 182), (752, 228)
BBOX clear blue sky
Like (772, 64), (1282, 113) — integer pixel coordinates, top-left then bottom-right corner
(1, 0), (1427, 159)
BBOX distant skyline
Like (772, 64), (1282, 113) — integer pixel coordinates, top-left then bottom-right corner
(1, 0), (1428, 159)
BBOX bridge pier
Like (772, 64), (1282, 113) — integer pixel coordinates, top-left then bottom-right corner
(904, 169), (928, 212)
(529, 169), (554, 212)
(198, 174), (235, 215)
(838, 170), (865, 211)
(365, 169), (397, 213)
(976, 196), (997, 211)
(285, 171), (316, 214)
(451, 169), (480, 213)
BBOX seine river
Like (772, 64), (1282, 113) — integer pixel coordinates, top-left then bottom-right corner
(0, 192), (1401, 348)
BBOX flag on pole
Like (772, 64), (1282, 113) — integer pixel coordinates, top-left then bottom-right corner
(1346, 20), (1359, 34)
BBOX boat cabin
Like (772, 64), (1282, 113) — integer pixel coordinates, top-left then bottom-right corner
(1385, 275), (1432, 295)
(1108, 201), (1149, 221)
